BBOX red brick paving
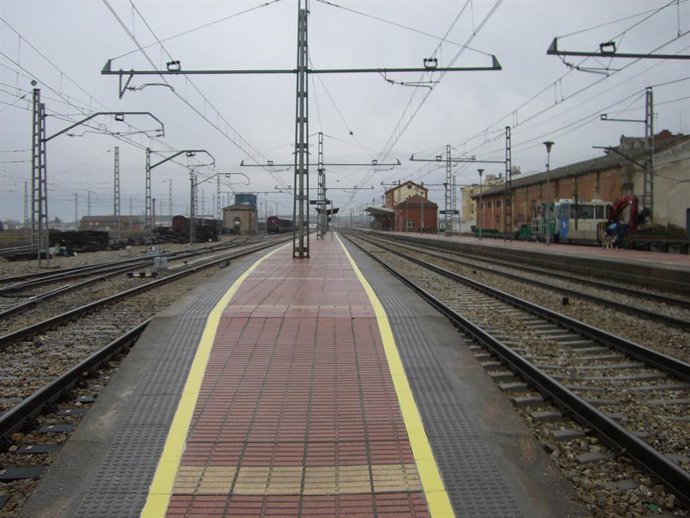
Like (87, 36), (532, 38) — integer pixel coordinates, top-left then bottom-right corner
(166, 239), (429, 517)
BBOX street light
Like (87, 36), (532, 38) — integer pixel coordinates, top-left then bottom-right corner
(477, 169), (484, 240)
(543, 141), (554, 245)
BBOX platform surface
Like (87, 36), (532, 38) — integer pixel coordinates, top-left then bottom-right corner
(23, 234), (586, 518)
(384, 231), (690, 268)
(155, 238), (438, 517)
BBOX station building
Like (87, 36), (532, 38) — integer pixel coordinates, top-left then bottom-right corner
(367, 181), (438, 232)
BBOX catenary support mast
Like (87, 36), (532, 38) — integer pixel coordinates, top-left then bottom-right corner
(294, 0), (310, 257)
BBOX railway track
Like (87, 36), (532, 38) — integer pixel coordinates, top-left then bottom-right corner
(359, 232), (690, 329)
(0, 237), (289, 515)
(0, 238), (268, 326)
(343, 232), (690, 514)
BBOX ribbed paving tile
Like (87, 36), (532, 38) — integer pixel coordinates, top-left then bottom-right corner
(167, 239), (429, 517)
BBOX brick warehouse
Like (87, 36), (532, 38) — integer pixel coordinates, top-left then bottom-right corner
(473, 131), (690, 235)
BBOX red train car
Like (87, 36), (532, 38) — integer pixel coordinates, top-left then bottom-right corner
(266, 216), (294, 234)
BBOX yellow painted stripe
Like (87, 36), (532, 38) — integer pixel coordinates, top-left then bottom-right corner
(140, 246), (285, 518)
(336, 234), (455, 518)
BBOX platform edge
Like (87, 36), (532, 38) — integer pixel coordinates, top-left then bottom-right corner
(336, 234), (455, 518)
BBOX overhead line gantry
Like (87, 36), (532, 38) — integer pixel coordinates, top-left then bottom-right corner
(102, 0), (501, 257)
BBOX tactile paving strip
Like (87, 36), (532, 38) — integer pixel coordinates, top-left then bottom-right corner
(167, 242), (430, 517)
(74, 256), (259, 518)
(346, 242), (524, 518)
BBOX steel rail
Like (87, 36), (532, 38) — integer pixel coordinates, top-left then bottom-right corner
(0, 236), (257, 289)
(367, 232), (690, 310)
(0, 320), (150, 439)
(0, 260), (153, 296)
(0, 263), (153, 321)
(364, 234), (690, 328)
(343, 233), (690, 507)
(0, 259), (155, 291)
(0, 239), (287, 351)
(356, 234), (690, 380)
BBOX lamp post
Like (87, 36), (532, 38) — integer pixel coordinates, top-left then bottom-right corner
(477, 169), (484, 240)
(543, 141), (554, 244)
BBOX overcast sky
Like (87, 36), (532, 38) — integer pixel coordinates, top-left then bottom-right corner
(1, 0), (688, 223)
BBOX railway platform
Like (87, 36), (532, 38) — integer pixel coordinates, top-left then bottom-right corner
(22, 234), (586, 518)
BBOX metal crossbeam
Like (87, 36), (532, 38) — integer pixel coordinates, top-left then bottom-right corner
(411, 127), (512, 238)
(547, 38), (690, 60)
(241, 159), (400, 167)
(102, 2), (501, 257)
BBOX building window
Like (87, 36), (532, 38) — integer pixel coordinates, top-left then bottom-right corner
(488, 201), (492, 208)
(406, 220), (414, 228)
(496, 200), (501, 208)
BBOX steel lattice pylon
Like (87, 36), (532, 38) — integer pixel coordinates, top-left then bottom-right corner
(503, 126), (512, 239)
(114, 146), (121, 218)
(316, 132), (327, 239)
(643, 87), (654, 221)
(293, 1), (310, 258)
(31, 88), (49, 266)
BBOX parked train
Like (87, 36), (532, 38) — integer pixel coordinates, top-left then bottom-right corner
(529, 199), (613, 244)
(266, 216), (294, 234)
(159, 215), (221, 243)
(48, 229), (111, 252)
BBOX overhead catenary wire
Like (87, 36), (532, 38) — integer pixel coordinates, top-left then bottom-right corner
(342, 0), (504, 211)
(438, 21), (690, 163)
(0, 17), (228, 218)
(314, 0), (492, 57)
(112, 0), (285, 61)
(105, 0), (290, 188)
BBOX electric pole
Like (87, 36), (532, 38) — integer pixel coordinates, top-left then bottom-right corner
(145, 148), (214, 230)
(168, 179), (173, 219)
(644, 87), (654, 221)
(243, 131), (397, 240)
(30, 84), (163, 265)
(114, 146), (120, 218)
(410, 126), (512, 238)
(31, 86), (48, 265)
(102, 0), (501, 258)
(23, 182), (29, 229)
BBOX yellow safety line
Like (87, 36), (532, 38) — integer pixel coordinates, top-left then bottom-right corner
(336, 234), (455, 518)
(140, 246), (284, 518)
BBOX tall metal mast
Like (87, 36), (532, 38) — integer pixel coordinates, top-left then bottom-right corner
(411, 126), (511, 237)
(316, 132), (326, 239)
(31, 87), (49, 266)
(102, 0), (501, 256)
(444, 145), (453, 233)
(503, 126), (512, 239)
(293, 0), (310, 257)
(114, 146), (121, 219)
(643, 87), (654, 221)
